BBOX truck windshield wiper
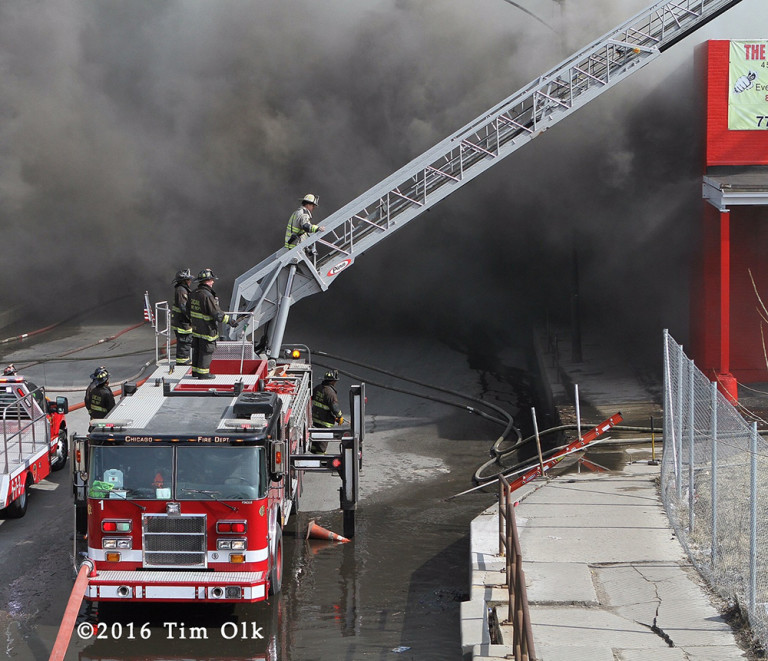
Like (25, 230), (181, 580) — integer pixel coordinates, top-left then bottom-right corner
(181, 488), (237, 512)
(108, 489), (146, 511)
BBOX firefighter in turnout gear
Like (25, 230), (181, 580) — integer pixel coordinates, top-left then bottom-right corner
(188, 268), (237, 379)
(284, 194), (325, 250)
(171, 268), (193, 366)
(311, 368), (344, 453)
(85, 366), (115, 419)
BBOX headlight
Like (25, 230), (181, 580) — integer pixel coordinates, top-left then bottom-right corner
(103, 538), (132, 550)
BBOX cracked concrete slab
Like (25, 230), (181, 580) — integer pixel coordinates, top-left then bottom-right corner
(525, 562), (598, 605)
(473, 464), (747, 660)
(595, 563), (737, 649)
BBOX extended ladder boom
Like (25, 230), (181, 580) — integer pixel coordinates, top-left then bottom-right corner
(229, 0), (744, 354)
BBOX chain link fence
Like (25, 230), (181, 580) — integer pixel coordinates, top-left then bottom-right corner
(662, 330), (768, 648)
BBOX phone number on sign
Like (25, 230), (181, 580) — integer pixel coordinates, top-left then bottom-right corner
(76, 621), (265, 640)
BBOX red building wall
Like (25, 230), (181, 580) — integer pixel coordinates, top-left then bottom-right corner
(691, 41), (768, 384)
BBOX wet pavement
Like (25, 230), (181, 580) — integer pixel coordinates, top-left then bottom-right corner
(0, 320), (535, 660)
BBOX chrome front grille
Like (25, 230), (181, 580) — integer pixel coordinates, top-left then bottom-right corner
(142, 514), (207, 568)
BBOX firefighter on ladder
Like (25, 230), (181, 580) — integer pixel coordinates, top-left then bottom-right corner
(311, 369), (344, 454)
(284, 193), (325, 253)
(171, 268), (193, 366)
(188, 268), (237, 379)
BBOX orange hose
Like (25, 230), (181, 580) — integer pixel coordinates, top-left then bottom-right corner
(49, 562), (92, 660)
(70, 375), (151, 411)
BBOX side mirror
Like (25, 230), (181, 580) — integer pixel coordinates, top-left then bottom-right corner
(270, 441), (286, 480)
(55, 396), (68, 414)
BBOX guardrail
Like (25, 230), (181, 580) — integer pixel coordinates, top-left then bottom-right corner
(498, 474), (537, 661)
(2, 388), (46, 474)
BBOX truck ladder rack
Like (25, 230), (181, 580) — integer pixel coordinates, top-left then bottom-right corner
(229, 0), (744, 355)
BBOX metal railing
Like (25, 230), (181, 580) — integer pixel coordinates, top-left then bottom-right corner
(498, 474), (537, 661)
(662, 329), (768, 649)
(2, 388), (48, 474)
(153, 303), (257, 374)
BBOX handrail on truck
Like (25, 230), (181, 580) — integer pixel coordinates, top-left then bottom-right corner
(1, 387), (48, 474)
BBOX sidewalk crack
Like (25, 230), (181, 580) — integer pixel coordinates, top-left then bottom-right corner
(633, 565), (675, 648)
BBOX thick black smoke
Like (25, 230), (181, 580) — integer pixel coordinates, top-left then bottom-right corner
(0, 0), (761, 362)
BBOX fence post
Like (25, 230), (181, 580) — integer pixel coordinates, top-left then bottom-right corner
(688, 358), (695, 533)
(677, 345), (684, 501)
(662, 330), (670, 494)
(507, 487), (514, 626)
(711, 381), (718, 569)
(750, 422), (758, 617)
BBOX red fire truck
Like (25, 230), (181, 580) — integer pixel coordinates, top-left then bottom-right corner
(72, 326), (363, 604)
(1, 373), (69, 518)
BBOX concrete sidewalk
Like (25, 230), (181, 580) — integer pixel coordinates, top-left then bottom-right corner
(464, 463), (745, 660)
(460, 328), (747, 659)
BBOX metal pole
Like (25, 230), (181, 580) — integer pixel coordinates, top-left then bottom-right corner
(574, 384), (582, 440)
(531, 407), (545, 478)
(676, 344), (684, 501)
(662, 330), (673, 491)
(750, 422), (758, 616)
(498, 480), (505, 557)
(506, 488), (513, 625)
(688, 358), (695, 533)
(267, 263), (297, 358)
(711, 381), (718, 569)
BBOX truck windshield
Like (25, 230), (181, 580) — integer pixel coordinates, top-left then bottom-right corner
(87, 445), (266, 501)
(177, 446), (265, 501)
(88, 446), (174, 500)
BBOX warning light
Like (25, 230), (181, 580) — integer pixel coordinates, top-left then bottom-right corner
(102, 520), (132, 533)
(275, 451), (282, 465)
(291, 349), (301, 359)
(331, 457), (342, 470)
(217, 521), (248, 534)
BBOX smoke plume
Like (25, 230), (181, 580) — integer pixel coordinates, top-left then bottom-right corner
(0, 0), (761, 362)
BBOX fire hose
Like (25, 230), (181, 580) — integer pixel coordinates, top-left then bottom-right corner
(49, 560), (94, 661)
(313, 350), (661, 485)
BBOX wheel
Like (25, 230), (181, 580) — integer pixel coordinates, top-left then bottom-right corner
(268, 526), (283, 596)
(50, 428), (68, 471)
(5, 476), (31, 519)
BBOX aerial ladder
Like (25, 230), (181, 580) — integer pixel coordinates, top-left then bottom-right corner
(229, 0), (745, 355)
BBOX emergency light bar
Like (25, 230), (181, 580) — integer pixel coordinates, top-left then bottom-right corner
(91, 420), (133, 432)
(221, 418), (268, 431)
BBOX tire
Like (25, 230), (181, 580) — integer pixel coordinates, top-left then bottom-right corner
(268, 526), (283, 596)
(50, 428), (68, 471)
(5, 476), (31, 519)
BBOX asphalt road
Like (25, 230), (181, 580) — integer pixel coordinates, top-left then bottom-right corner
(0, 320), (530, 660)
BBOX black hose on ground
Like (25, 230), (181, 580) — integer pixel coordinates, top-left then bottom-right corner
(313, 349), (522, 446)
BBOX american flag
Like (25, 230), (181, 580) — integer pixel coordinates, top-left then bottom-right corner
(143, 291), (155, 327)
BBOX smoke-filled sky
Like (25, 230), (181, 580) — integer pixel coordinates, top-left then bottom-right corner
(1, 0), (765, 359)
